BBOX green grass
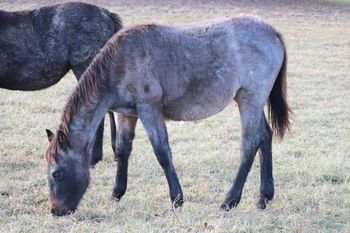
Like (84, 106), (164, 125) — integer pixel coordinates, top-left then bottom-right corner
(1, 1), (350, 232)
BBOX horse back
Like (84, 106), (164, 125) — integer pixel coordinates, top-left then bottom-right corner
(0, 2), (121, 90)
(113, 17), (284, 121)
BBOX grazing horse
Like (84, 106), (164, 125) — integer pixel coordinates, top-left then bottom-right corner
(45, 16), (291, 216)
(0, 2), (123, 165)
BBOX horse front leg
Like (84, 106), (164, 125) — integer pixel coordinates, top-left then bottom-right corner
(221, 95), (262, 211)
(111, 113), (137, 201)
(137, 103), (183, 208)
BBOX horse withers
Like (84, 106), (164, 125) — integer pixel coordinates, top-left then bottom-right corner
(45, 16), (291, 216)
(0, 2), (123, 165)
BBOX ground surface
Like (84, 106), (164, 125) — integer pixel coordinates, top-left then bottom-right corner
(0, 0), (349, 232)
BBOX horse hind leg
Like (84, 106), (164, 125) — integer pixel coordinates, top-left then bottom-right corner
(221, 90), (264, 210)
(257, 112), (274, 209)
(111, 113), (137, 200)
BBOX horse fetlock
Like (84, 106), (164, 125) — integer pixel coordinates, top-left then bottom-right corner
(112, 183), (127, 201)
(260, 185), (274, 200)
(265, 190), (274, 200)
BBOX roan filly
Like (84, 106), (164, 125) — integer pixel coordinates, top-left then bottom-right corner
(0, 2), (122, 165)
(45, 16), (291, 216)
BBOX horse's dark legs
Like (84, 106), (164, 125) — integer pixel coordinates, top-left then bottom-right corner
(221, 95), (262, 211)
(109, 111), (117, 155)
(257, 113), (274, 209)
(72, 65), (105, 166)
(137, 103), (183, 208)
(111, 113), (137, 200)
(90, 120), (104, 166)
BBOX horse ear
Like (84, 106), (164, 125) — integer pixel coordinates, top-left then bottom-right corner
(57, 130), (69, 151)
(46, 129), (55, 142)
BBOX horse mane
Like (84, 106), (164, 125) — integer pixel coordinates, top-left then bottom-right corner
(45, 38), (117, 163)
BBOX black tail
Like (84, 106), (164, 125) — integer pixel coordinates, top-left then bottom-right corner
(268, 32), (292, 139)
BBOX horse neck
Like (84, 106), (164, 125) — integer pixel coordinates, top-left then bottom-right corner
(66, 93), (112, 156)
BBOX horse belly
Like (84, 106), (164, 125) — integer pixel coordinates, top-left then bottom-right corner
(163, 76), (236, 121)
(0, 63), (68, 90)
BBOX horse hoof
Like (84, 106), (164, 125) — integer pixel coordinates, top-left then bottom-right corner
(171, 196), (184, 209)
(111, 195), (122, 202)
(257, 197), (272, 210)
(220, 199), (240, 211)
(111, 191), (125, 202)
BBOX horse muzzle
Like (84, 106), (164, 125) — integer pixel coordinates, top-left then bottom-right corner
(49, 201), (75, 216)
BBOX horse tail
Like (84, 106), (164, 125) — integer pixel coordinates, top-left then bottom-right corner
(267, 32), (292, 139)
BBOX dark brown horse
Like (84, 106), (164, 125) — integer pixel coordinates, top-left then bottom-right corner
(45, 16), (291, 216)
(0, 2), (122, 164)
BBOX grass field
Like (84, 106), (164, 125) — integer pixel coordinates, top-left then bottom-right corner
(0, 0), (350, 232)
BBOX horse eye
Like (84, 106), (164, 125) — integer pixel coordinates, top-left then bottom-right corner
(52, 170), (63, 180)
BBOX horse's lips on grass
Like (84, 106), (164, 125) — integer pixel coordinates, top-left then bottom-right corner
(51, 207), (76, 216)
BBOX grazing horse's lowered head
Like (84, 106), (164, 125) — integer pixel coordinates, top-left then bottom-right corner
(44, 41), (117, 215)
(45, 129), (90, 216)
(45, 16), (291, 216)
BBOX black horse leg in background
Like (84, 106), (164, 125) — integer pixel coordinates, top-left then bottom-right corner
(111, 114), (137, 200)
